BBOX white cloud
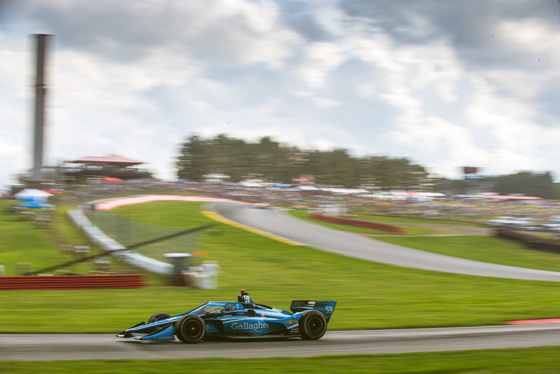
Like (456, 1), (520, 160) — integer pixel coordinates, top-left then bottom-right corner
(311, 97), (340, 108)
(390, 116), (482, 178)
(296, 42), (347, 89)
(0, 35), (35, 186)
(464, 76), (547, 174)
(498, 17), (560, 57)
(3, 0), (560, 189)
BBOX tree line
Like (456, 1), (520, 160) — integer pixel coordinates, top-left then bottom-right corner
(435, 172), (560, 200)
(176, 134), (560, 199)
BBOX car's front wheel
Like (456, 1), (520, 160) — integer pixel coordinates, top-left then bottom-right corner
(148, 312), (171, 324)
(298, 310), (327, 340)
(175, 315), (206, 343)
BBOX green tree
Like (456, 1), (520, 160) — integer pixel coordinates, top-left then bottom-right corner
(363, 156), (429, 190)
(176, 135), (209, 181)
(494, 171), (558, 199)
(175, 134), (445, 191)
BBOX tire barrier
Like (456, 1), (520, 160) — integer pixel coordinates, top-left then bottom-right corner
(495, 229), (560, 254)
(309, 213), (405, 234)
(0, 274), (145, 291)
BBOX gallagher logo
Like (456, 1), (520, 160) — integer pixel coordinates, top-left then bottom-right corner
(231, 321), (269, 330)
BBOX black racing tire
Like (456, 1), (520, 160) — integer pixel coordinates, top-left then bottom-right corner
(299, 310), (327, 340)
(148, 312), (172, 324)
(175, 315), (206, 343)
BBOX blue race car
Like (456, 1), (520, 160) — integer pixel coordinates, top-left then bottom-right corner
(117, 290), (336, 343)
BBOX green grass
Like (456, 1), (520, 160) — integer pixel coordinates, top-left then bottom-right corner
(380, 236), (560, 272)
(4, 200), (560, 333)
(0, 201), (92, 275)
(5, 262), (560, 333)
(4, 347), (560, 373)
(49, 203), (96, 245)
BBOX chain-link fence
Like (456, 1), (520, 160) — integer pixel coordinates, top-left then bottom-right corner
(86, 210), (200, 262)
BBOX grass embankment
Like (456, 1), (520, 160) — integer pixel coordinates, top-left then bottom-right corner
(3, 347), (560, 374)
(0, 202), (93, 275)
(3, 201), (560, 333)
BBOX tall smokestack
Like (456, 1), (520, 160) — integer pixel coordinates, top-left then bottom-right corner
(32, 34), (51, 181)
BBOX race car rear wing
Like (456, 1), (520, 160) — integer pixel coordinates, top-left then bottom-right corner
(290, 300), (337, 322)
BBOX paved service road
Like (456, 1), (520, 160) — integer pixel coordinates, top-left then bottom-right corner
(211, 203), (560, 282)
(3, 324), (560, 361)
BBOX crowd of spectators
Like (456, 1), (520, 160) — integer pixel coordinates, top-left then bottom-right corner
(49, 179), (560, 226)
(356, 199), (560, 224)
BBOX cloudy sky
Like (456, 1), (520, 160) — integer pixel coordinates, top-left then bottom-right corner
(2, 0), (560, 188)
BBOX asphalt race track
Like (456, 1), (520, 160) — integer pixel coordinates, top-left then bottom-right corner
(211, 203), (560, 282)
(3, 324), (560, 361)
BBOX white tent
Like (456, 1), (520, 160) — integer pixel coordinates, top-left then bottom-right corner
(239, 181), (263, 187)
(14, 188), (52, 201)
(296, 185), (321, 191)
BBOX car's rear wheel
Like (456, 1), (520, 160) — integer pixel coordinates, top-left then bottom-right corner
(148, 312), (171, 324)
(175, 315), (206, 343)
(299, 310), (327, 340)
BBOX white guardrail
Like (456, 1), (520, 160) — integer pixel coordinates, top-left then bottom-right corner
(68, 207), (173, 275)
